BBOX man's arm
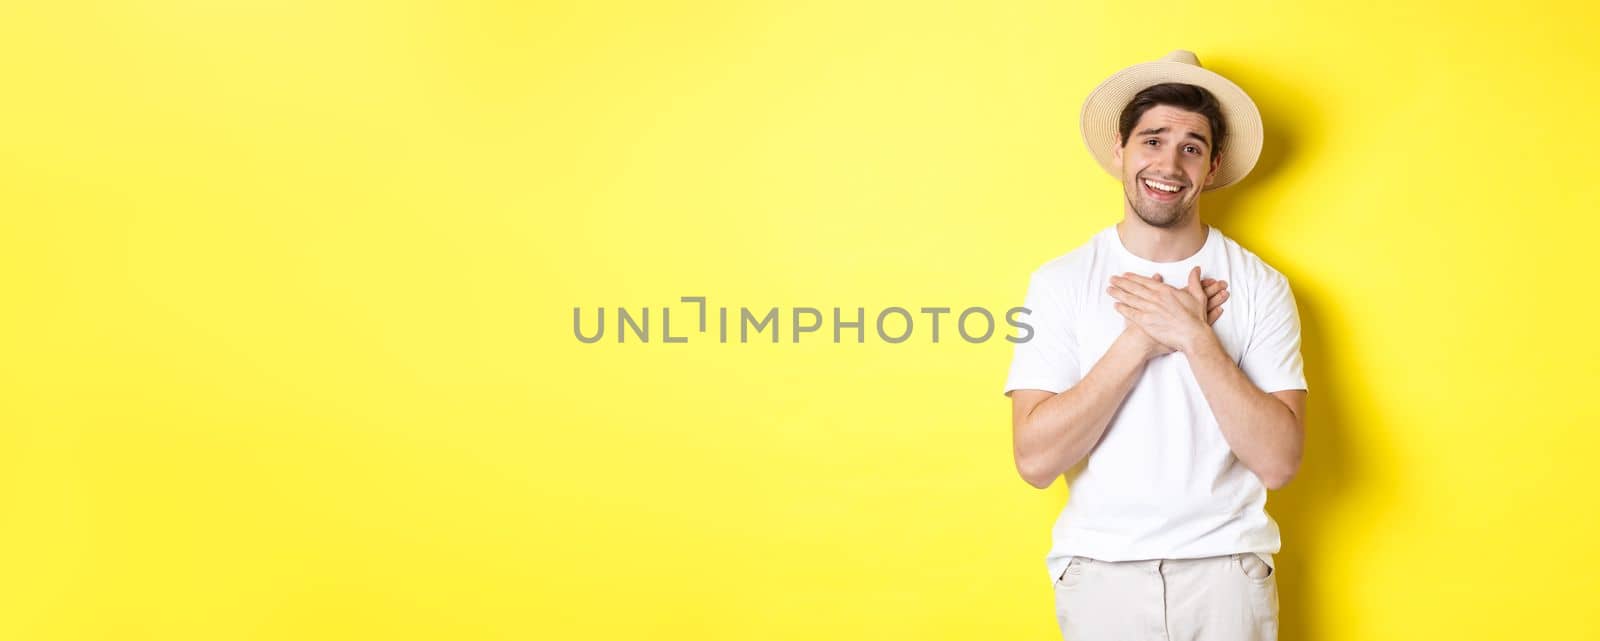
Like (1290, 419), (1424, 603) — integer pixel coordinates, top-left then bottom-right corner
(1181, 335), (1307, 489)
(1010, 329), (1152, 489)
(1011, 275), (1231, 489)
(1107, 266), (1308, 490)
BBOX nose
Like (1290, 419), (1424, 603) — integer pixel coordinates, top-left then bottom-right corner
(1146, 147), (1185, 182)
(1157, 145), (1183, 173)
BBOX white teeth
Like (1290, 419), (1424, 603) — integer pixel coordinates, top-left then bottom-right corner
(1144, 179), (1182, 193)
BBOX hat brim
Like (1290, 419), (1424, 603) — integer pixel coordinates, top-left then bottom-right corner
(1080, 61), (1263, 191)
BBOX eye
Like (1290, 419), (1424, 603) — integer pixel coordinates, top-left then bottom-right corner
(1144, 139), (1158, 146)
(1184, 145), (1200, 154)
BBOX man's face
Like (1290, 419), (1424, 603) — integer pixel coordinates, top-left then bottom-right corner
(1112, 104), (1223, 228)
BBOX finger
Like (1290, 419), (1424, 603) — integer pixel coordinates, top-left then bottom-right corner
(1118, 272), (1187, 310)
(1117, 272), (1166, 291)
(1114, 302), (1142, 321)
(1107, 284), (1156, 310)
(1207, 288), (1230, 308)
(1207, 301), (1221, 321)
(1112, 273), (1167, 299)
(1152, 274), (1171, 303)
(1108, 278), (1160, 303)
(1186, 266), (1204, 297)
(1207, 305), (1225, 325)
(1203, 278), (1228, 298)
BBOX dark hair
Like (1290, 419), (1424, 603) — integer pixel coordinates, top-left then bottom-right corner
(1118, 83), (1227, 161)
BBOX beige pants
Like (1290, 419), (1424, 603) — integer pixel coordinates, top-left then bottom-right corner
(1053, 553), (1279, 641)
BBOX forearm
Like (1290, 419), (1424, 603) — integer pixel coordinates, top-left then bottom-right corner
(1014, 333), (1150, 488)
(1181, 332), (1302, 489)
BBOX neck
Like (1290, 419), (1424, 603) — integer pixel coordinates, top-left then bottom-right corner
(1116, 214), (1209, 262)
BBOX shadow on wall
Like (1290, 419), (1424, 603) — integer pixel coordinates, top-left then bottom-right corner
(1205, 58), (1382, 641)
(1270, 291), (1357, 641)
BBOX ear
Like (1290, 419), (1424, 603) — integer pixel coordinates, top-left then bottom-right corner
(1204, 151), (1222, 187)
(1112, 134), (1124, 171)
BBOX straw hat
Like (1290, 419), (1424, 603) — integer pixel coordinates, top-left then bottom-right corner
(1079, 50), (1263, 191)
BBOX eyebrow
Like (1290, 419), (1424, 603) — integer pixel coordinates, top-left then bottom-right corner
(1135, 126), (1210, 148)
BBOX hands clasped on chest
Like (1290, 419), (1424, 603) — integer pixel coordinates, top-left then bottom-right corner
(1107, 266), (1228, 359)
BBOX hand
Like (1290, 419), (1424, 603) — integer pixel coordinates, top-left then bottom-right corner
(1115, 273), (1228, 358)
(1110, 267), (1225, 358)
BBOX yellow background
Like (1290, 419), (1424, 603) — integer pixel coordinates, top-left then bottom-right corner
(2, 1), (1596, 639)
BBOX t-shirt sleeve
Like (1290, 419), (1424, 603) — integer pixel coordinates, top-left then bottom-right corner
(1239, 271), (1309, 394)
(1004, 270), (1082, 396)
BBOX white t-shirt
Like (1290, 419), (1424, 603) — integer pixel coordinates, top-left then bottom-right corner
(1004, 223), (1307, 583)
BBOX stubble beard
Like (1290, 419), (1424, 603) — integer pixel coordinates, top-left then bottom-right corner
(1125, 184), (1193, 229)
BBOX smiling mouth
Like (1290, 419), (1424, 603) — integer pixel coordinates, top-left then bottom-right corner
(1141, 177), (1187, 200)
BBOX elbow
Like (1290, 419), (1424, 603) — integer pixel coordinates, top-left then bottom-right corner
(1260, 458), (1301, 491)
(1023, 471), (1058, 490)
(1014, 454), (1059, 489)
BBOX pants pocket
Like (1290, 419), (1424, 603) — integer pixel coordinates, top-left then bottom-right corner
(1055, 555), (1088, 589)
(1233, 554), (1279, 635)
(1236, 552), (1273, 582)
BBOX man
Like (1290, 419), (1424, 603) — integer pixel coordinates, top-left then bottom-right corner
(1004, 50), (1308, 641)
